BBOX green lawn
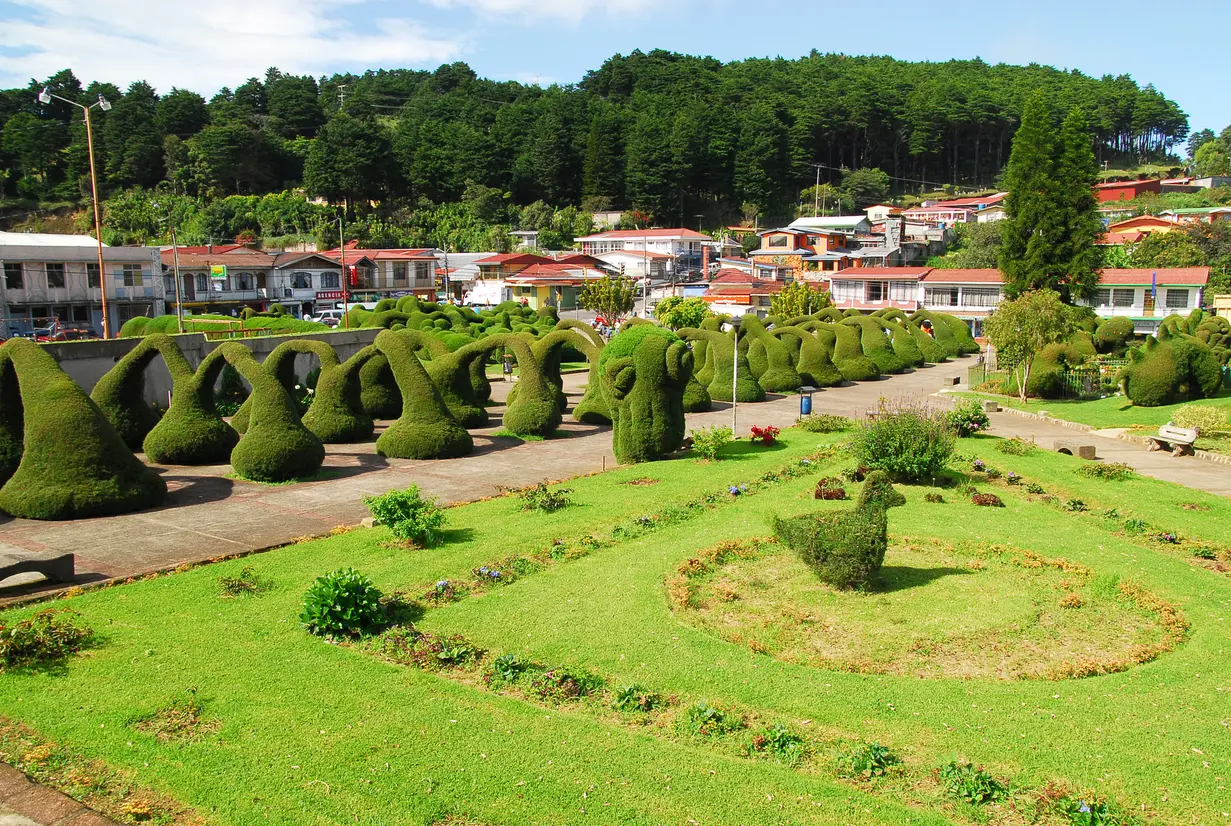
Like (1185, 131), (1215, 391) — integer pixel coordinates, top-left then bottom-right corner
(957, 388), (1231, 429)
(3, 431), (1231, 825)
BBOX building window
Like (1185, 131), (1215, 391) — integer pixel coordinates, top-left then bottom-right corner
(1092, 288), (1111, 307)
(392, 261), (408, 286)
(962, 287), (1002, 307)
(925, 287), (959, 306)
(889, 280), (915, 301)
(236, 271), (253, 290)
(4, 263), (22, 290)
(122, 264), (144, 287)
(46, 262), (66, 289)
(72, 305), (89, 322)
(866, 281), (886, 302)
(291, 272), (312, 289)
(163, 275), (175, 294)
(1165, 288), (1189, 309)
(768, 235), (789, 248)
(1112, 288), (1135, 307)
(87, 262), (100, 288)
(195, 273), (208, 292)
(415, 261), (432, 283)
(320, 272), (340, 289)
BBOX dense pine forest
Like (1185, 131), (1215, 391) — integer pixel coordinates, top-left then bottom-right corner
(0, 50), (1191, 244)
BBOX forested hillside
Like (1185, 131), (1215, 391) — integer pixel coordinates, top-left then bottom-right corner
(0, 50), (1190, 235)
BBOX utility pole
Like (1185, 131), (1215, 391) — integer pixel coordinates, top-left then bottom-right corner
(813, 164), (821, 216)
(731, 320), (738, 434)
(641, 233), (649, 317)
(337, 84), (348, 111)
(169, 222), (184, 333)
(339, 214), (349, 329)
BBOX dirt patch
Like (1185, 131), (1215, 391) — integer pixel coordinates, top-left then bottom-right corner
(669, 538), (1179, 680)
(623, 477), (661, 487)
(132, 691), (220, 743)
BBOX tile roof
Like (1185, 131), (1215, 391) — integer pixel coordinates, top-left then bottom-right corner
(829, 266), (931, 280)
(1098, 268), (1209, 286)
(927, 192), (1007, 209)
(1097, 231), (1147, 245)
(161, 250), (274, 267)
(474, 253), (556, 265)
(319, 247), (435, 260)
(921, 268), (1003, 284)
(1107, 216), (1178, 231)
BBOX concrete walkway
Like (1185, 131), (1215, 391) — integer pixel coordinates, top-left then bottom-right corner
(0, 764), (117, 826)
(1, 353), (1227, 602)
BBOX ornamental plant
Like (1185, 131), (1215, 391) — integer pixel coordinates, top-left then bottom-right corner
(364, 485), (447, 547)
(850, 398), (956, 482)
(937, 761), (1007, 805)
(300, 568), (385, 637)
(748, 425), (780, 446)
(690, 425), (733, 461)
(0, 609), (93, 670)
(947, 399), (990, 437)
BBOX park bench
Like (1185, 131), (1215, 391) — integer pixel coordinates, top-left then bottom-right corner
(1147, 423), (1198, 457)
(0, 552), (74, 588)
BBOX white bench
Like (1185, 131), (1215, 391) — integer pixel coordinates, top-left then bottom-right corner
(1147, 423), (1198, 457)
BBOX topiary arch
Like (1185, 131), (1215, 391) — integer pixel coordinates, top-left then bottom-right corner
(372, 330), (473, 460)
(0, 338), (166, 519)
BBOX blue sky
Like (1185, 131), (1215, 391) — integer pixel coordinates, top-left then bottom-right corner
(1, 0), (1225, 135)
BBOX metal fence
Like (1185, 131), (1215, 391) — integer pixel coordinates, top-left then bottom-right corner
(967, 356), (1129, 401)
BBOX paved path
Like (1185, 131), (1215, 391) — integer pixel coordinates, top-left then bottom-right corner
(0, 764), (117, 826)
(1, 352), (1227, 603)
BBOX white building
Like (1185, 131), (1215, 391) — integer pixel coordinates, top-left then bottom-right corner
(576, 228), (707, 276)
(0, 233), (163, 336)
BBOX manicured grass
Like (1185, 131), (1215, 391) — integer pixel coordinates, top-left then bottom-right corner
(957, 388), (1231, 429)
(3, 430), (1231, 825)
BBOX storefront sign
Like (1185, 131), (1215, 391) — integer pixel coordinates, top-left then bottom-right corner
(316, 290), (344, 300)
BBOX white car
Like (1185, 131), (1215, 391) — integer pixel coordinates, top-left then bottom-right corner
(310, 309), (344, 327)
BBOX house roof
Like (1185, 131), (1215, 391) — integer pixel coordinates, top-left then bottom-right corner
(1160, 207), (1231, 216)
(863, 204), (902, 213)
(921, 269), (1003, 284)
(320, 246), (435, 260)
(504, 263), (609, 285)
(903, 205), (975, 216)
(576, 228), (708, 241)
(474, 253), (555, 266)
(161, 250), (274, 268)
(787, 216), (869, 231)
(756, 227), (809, 237)
(552, 253), (613, 269)
(1098, 268), (1209, 286)
(1095, 179), (1161, 190)
(927, 192), (1007, 209)
(271, 252), (347, 269)
(594, 249), (674, 260)
(1097, 231), (1147, 245)
(1107, 216), (1178, 232)
(710, 269), (758, 284)
(0, 231), (106, 247)
(829, 267), (931, 280)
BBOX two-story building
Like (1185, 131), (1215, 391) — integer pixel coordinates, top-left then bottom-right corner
(1159, 207), (1231, 224)
(828, 267), (931, 313)
(0, 231), (163, 336)
(577, 228), (708, 276)
(267, 252), (348, 318)
(699, 269), (787, 318)
(318, 245), (438, 305)
(918, 269), (1005, 335)
(161, 247), (276, 316)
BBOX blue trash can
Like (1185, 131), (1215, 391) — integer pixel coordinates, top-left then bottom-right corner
(800, 395), (812, 416)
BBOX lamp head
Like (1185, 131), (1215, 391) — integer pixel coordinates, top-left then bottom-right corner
(37, 88), (51, 105)
(97, 95), (111, 111)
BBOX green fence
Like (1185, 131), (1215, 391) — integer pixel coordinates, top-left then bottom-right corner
(968, 358), (1129, 401)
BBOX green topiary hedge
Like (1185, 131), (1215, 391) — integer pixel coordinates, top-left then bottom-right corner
(841, 316), (907, 374)
(372, 330), (473, 460)
(738, 315), (800, 392)
(773, 326), (844, 388)
(0, 339), (166, 519)
(1094, 316), (1135, 355)
(813, 321), (879, 381)
(493, 335), (563, 438)
(231, 339), (341, 433)
(90, 335), (191, 450)
(143, 348), (241, 465)
(772, 470), (903, 589)
(220, 343), (325, 482)
(1123, 327), (1222, 406)
(599, 325), (692, 464)
(359, 354), (402, 419)
(301, 347), (375, 443)
(677, 327), (765, 402)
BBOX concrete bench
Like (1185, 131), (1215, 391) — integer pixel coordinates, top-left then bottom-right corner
(1054, 439), (1097, 460)
(1147, 423), (1198, 457)
(941, 376), (960, 387)
(0, 552), (75, 587)
(981, 400), (999, 413)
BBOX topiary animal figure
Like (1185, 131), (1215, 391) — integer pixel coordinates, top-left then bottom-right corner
(1093, 316), (1135, 355)
(372, 330), (473, 460)
(811, 321), (880, 382)
(841, 316), (907, 374)
(738, 315), (801, 392)
(772, 326), (844, 387)
(0, 339), (166, 519)
(600, 325), (693, 464)
(771, 470), (904, 590)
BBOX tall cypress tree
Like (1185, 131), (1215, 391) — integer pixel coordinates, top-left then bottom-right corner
(999, 92), (1060, 297)
(1053, 108), (1102, 301)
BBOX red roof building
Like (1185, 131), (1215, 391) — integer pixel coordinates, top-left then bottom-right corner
(1094, 179), (1162, 202)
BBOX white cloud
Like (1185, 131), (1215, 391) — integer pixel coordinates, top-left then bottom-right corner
(0, 0), (467, 95)
(421, 0), (654, 24)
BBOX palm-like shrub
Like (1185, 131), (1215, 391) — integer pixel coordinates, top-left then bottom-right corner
(300, 568), (384, 637)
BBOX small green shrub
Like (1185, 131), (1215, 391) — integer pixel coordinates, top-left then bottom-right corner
(937, 761), (1007, 804)
(0, 609), (93, 670)
(364, 485), (447, 547)
(924, 492), (945, 503)
(947, 399), (990, 437)
(1122, 518), (1147, 534)
(528, 665), (604, 703)
(218, 567), (273, 597)
(1026, 482), (1046, 495)
(1057, 796), (1143, 826)
(612, 684), (663, 713)
(995, 437), (1036, 455)
(748, 722), (806, 766)
(376, 627), (482, 671)
(1077, 462), (1136, 481)
(796, 413), (851, 433)
(1171, 404), (1227, 434)
(1065, 498), (1089, 512)
(850, 399), (956, 481)
(682, 702), (745, 737)
(517, 482), (573, 512)
(836, 742), (900, 779)
(484, 653), (526, 687)
(300, 568), (385, 637)
(690, 425), (733, 461)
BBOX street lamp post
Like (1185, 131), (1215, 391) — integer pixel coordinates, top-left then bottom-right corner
(153, 200), (185, 333)
(39, 87), (111, 339)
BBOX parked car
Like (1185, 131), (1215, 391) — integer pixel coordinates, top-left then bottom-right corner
(309, 309), (344, 327)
